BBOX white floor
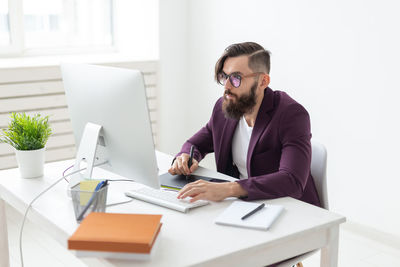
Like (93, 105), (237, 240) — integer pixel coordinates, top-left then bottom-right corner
(4, 203), (400, 267)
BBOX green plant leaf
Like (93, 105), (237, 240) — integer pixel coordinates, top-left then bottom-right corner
(0, 112), (53, 150)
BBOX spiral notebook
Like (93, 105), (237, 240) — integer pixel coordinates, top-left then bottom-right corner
(215, 201), (284, 231)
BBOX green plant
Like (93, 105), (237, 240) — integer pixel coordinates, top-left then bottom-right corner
(0, 112), (52, 150)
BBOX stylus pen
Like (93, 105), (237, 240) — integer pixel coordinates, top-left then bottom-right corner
(241, 203), (265, 220)
(186, 145), (195, 180)
(77, 180), (106, 222)
(188, 145), (195, 170)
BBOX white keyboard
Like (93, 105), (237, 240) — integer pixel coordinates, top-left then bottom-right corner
(125, 187), (209, 213)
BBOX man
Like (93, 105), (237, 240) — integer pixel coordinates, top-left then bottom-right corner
(169, 42), (321, 207)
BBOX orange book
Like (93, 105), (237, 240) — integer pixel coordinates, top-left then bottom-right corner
(68, 213), (162, 254)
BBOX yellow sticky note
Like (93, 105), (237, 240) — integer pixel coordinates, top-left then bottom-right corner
(79, 180), (100, 206)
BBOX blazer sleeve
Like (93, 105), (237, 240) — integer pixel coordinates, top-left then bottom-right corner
(236, 103), (312, 201)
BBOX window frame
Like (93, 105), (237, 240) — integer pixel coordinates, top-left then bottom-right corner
(0, 0), (116, 57)
(0, 0), (23, 56)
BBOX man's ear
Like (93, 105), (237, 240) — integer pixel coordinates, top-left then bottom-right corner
(260, 74), (270, 88)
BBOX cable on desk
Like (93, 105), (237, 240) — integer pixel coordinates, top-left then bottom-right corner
(19, 161), (108, 267)
(62, 164), (74, 183)
(61, 157), (89, 183)
(107, 179), (136, 182)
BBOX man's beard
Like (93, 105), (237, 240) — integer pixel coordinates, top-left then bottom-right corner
(222, 82), (257, 120)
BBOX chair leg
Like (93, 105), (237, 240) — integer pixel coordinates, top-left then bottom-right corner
(296, 263), (304, 267)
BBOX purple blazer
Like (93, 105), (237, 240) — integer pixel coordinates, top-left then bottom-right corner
(176, 87), (321, 207)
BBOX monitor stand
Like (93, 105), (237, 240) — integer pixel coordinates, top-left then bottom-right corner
(67, 122), (103, 196)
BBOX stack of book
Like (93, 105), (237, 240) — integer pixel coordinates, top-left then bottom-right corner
(68, 212), (162, 260)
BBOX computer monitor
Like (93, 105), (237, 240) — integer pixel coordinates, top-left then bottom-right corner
(61, 63), (160, 189)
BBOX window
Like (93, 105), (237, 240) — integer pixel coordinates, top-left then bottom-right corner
(0, 0), (10, 46)
(0, 0), (114, 56)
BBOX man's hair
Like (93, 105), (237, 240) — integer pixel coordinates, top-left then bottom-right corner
(214, 42), (271, 81)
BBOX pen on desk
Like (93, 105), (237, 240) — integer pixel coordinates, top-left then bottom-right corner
(241, 203), (265, 220)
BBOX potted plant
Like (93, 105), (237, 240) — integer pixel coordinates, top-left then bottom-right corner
(0, 112), (52, 178)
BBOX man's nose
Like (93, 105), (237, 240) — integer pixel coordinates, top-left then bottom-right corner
(224, 78), (233, 90)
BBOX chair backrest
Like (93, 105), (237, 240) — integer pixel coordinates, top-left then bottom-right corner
(310, 141), (329, 209)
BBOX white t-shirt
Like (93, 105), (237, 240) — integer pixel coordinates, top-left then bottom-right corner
(232, 116), (253, 179)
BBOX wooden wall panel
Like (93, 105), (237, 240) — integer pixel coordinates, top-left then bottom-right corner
(0, 61), (158, 170)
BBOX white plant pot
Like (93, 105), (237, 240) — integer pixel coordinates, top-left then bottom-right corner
(15, 148), (45, 179)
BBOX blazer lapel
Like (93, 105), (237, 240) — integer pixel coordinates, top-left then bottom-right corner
(246, 87), (274, 177)
(216, 118), (238, 172)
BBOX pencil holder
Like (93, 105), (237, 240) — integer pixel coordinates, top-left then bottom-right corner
(70, 182), (108, 223)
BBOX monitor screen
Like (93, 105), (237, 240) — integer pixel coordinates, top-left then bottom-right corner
(61, 63), (160, 189)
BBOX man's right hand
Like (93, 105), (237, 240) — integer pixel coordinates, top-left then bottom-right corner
(168, 153), (199, 176)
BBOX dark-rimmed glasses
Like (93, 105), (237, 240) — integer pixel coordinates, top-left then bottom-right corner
(217, 71), (265, 88)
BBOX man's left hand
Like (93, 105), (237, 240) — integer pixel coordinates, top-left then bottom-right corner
(177, 180), (233, 202)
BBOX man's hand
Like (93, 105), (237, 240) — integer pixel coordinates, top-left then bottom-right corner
(177, 180), (247, 202)
(168, 153), (199, 176)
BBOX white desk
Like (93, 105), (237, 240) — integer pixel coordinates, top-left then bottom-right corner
(0, 151), (345, 267)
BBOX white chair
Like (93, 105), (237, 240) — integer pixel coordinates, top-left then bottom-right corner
(276, 141), (328, 267)
(310, 141), (328, 210)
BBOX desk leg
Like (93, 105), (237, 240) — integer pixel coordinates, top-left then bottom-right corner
(0, 199), (10, 267)
(320, 225), (339, 267)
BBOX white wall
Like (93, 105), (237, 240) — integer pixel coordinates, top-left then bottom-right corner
(158, 0), (190, 155)
(114, 0), (158, 59)
(159, 0), (400, 238)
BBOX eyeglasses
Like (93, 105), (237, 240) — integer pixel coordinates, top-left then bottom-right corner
(217, 71), (265, 88)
